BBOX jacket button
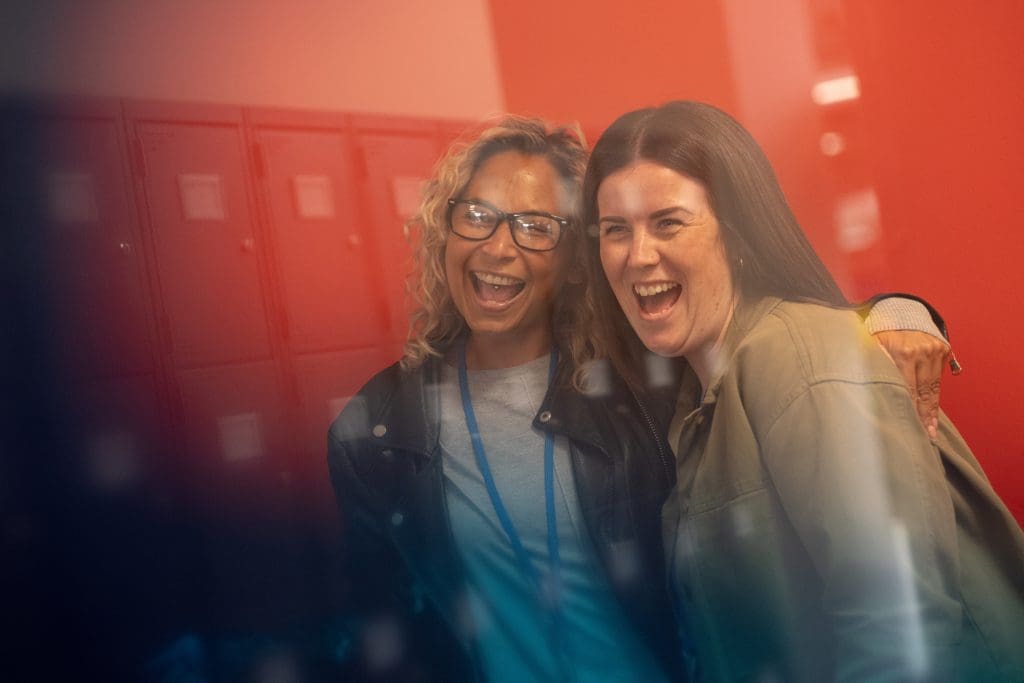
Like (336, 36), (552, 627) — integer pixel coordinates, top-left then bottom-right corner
(539, 411), (552, 423)
(391, 512), (404, 526)
(372, 424), (387, 437)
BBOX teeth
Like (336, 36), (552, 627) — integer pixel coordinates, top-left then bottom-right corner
(475, 272), (522, 287)
(634, 282), (679, 297)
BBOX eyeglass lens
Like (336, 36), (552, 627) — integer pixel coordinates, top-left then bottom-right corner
(450, 201), (560, 250)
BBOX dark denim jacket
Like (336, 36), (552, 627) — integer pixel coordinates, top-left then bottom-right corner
(327, 351), (687, 681)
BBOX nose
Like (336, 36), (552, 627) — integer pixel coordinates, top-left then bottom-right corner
(627, 228), (659, 269)
(480, 219), (518, 260)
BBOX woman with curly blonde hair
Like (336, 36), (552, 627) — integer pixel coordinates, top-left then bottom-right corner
(329, 115), (687, 681)
(402, 116), (599, 374)
(327, 114), (949, 681)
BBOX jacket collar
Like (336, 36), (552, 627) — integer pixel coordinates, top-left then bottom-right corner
(535, 361), (610, 457)
(370, 355), (442, 458)
(685, 296), (783, 410)
(372, 347), (612, 461)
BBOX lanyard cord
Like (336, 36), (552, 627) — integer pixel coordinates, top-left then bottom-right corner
(456, 340), (561, 611)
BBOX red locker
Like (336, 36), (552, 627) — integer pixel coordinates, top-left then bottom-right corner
(351, 115), (449, 342)
(125, 102), (294, 506)
(35, 99), (171, 496)
(129, 103), (276, 368)
(248, 109), (389, 353)
(437, 119), (474, 152)
(292, 344), (402, 474)
(175, 360), (290, 481)
(38, 100), (157, 381)
(68, 374), (165, 492)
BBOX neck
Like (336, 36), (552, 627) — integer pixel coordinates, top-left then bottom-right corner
(688, 299), (738, 392)
(464, 328), (553, 370)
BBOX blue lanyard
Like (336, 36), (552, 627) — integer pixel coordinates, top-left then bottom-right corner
(456, 340), (561, 611)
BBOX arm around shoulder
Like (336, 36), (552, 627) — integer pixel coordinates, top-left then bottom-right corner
(736, 305), (965, 681)
(759, 374), (964, 682)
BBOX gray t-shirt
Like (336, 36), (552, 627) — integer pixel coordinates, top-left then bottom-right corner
(440, 354), (666, 682)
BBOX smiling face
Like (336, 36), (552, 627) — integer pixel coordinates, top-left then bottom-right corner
(597, 160), (736, 381)
(445, 150), (571, 367)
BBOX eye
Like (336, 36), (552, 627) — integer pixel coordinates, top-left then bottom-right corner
(656, 217), (684, 231)
(600, 223), (629, 239)
(516, 217), (555, 236)
(455, 204), (496, 230)
(464, 207), (491, 224)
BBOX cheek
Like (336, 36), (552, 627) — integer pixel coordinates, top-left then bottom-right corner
(598, 243), (622, 281)
(702, 249), (735, 303)
(713, 243), (733, 287)
(444, 244), (463, 286)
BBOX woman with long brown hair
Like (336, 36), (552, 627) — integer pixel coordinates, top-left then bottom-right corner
(582, 100), (1024, 681)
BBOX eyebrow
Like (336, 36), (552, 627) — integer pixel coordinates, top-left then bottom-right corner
(461, 197), (499, 210)
(462, 197), (557, 216)
(598, 205), (696, 224)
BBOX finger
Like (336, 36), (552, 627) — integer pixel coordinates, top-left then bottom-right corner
(889, 341), (931, 429)
(917, 358), (937, 438)
(914, 352), (944, 440)
(896, 351), (923, 422)
(874, 331), (948, 433)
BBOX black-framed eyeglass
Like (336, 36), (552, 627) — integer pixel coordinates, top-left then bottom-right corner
(446, 198), (567, 252)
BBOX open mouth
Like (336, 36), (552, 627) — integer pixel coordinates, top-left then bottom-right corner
(472, 271), (526, 305)
(633, 282), (681, 315)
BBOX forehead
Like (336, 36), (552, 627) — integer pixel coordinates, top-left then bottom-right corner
(597, 161), (710, 215)
(465, 151), (570, 214)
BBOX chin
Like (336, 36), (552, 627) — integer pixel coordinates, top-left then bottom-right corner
(467, 318), (517, 336)
(636, 335), (669, 357)
(646, 344), (680, 358)
(636, 331), (685, 358)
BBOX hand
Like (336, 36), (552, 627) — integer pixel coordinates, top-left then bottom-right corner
(874, 330), (950, 440)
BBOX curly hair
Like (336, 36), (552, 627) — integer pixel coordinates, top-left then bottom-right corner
(401, 115), (601, 376)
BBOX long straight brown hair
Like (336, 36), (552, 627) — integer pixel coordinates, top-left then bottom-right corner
(580, 101), (848, 388)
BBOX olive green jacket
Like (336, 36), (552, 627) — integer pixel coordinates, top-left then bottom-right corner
(663, 297), (1024, 682)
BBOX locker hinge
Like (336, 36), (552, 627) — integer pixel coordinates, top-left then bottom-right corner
(161, 310), (174, 356)
(132, 136), (147, 179)
(354, 144), (369, 181)
(252, 142), (266, 178)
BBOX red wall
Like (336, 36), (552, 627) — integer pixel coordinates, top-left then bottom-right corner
(842, 0), (1024, 517)
(489, 0), (1024, 519)
(488, 0), (737, 135)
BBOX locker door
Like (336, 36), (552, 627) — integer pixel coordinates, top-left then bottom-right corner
(39, 109), (156, 380)
(134, 116), (273, 368)
(128, 104), (292, 506)
(255, 124), (388, 353)
(35, 103), (171, 502)
(175, 359), (290, 498)
(292, 345), (402, 471)
(69, 374), (165, 493)
(352, 117), (446, 342)
(438, 120), (473, 151)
